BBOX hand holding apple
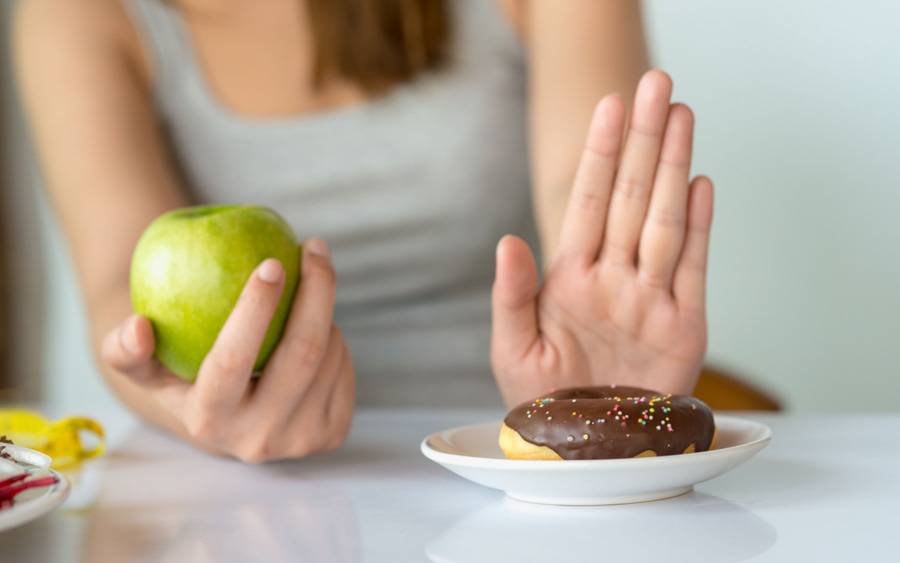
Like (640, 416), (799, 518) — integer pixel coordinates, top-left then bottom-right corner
(104, 220), (354, 462)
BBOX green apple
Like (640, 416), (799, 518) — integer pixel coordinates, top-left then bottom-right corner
(130, 204), (300, 382)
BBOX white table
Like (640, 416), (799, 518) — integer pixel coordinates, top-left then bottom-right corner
(1, 409), (898, 562)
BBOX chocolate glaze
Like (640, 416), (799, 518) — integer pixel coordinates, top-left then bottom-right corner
(504, 386), (714, 460)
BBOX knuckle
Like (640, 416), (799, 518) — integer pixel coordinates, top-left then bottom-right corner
(647, 208), (685, 230)
(583, 140), (618, 160)
(236, 449), (267, 465)
(236, 438), (274, 465)
(185, 412), (218, 442)
(240, 281), (276, 312)
(638, 269), (671, 290)
(680, 255), (707, 273)
(612, 176), (649, 200)
(629, 119), (664, 137)
(687, 222), (711, 237)
(208, 349), (247, 375)
(287, 437), (314, 459)
(286, 336), (326, 368)
(601, 238), (636, 267)
(574, 190), (609, 214)
(659, 154), (691, 168)
(101, 350), (125, 372)
(306, 256), (337, 287)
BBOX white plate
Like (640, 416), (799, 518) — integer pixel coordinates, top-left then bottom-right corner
(0, 444), (70, 532)
(421, 415), (771, 505)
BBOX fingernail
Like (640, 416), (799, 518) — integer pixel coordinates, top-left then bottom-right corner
(306, 238), (330, 258)
(121, 317), (140, 354)
(257, 258), (284, 284)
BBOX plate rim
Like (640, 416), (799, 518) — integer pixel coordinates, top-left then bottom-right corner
(420, 414), (772, 470)
(0, 445), (71, 532)
(0, 444), (53, 471)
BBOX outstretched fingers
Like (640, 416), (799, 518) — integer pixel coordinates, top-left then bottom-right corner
(601, 70), (673, 268)
(555, 94), (626, 263)
(638, 103), (695, 288)
(673, 176), (714, 311)
(491, 235), (540, 366)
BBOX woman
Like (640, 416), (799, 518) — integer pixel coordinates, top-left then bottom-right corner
(14, 0), (713, 463)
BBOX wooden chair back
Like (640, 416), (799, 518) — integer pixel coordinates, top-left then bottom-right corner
(694, 365), (781, 411)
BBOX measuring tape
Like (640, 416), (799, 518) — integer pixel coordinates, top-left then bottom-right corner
(0, 409), (105, 469)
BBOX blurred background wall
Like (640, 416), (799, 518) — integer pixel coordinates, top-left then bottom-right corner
(1, 0), (898, 412)
(2, 0), (109, 411)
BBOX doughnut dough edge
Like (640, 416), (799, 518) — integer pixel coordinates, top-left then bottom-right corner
(498, 423), (710, 460)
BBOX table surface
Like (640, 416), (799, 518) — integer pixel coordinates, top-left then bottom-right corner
(1, 408), (898, 562)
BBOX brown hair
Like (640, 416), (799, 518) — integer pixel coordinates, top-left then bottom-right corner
(307, 0), (450, 94)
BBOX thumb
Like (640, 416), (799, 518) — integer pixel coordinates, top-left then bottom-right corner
(491, 235), (540, 363)
(100, 314), (160, 382)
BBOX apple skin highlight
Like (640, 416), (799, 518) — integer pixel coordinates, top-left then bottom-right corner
(130, 204), (301, 382)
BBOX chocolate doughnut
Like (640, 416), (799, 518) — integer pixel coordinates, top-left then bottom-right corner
(500, 386), (715, 460)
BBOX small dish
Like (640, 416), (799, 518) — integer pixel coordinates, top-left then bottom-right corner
(0, 444), (70, 532)
(421, 415), (771, 505)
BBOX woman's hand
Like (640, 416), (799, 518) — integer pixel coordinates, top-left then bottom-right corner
(101, 239), (355, 463)
(491, 70), (713, 406)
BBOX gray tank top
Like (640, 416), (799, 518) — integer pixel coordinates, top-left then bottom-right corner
(124, 0), (538, 407)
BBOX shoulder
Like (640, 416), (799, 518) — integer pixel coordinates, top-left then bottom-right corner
(14, 0), (146, 84)
(15, 0), (131, 45)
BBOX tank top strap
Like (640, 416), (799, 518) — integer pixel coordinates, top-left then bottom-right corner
(122, 0), (196, 96)
(457, 0), (525, 66)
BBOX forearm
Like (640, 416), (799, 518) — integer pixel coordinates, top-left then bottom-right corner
(526, 1), (649, 262)
(531, 65), (645, 261)
(15, 0), (194, 435)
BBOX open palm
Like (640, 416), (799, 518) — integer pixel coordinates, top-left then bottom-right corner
(491, 70), (714, 406)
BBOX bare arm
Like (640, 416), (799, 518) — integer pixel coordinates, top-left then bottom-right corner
(15, 0), (188, 432)
(14, 0), (353, 462)
(520, 0), (649, 261)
